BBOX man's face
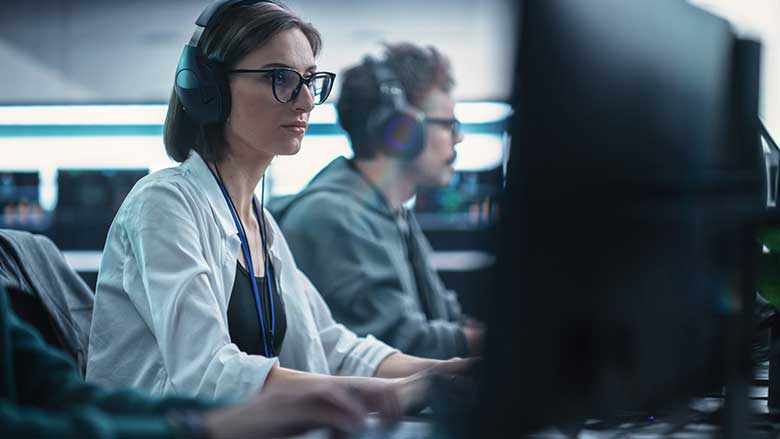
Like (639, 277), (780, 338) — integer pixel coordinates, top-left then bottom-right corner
(409, 88), (463, 188)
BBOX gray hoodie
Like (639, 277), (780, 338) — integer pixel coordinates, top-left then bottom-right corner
(271, 157), (467, 359)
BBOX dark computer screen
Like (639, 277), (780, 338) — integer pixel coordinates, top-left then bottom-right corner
(50, 168), (148, 250)
(477, 0), (764, 435)
(0, 171), (45, 230)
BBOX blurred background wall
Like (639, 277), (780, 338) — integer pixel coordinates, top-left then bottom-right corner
(693, 0), (780, 137)
(0, 0), (516, 103)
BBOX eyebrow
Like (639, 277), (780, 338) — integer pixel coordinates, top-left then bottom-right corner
(260, 62), (318, 73)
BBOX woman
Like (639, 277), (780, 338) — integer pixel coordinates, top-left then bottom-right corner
(86, 0), (471, 414)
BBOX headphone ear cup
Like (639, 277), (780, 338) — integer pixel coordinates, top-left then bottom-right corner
(382, 111), (426, 159)
(366, 106), (426, 160)
(175, 45), (231, 124)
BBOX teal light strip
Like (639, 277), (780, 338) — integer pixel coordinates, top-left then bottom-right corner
(0, 122), (507, 138)
(0, 102), (512, 127)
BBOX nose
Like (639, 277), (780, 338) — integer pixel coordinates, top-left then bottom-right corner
(453, 127), (464, 145)
(293, 83), (316, 113)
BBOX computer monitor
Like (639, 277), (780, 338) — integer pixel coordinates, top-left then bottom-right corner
(0, 171), (45, 230)
(50, 168), (148, 250)
(475, 0), (764, 435)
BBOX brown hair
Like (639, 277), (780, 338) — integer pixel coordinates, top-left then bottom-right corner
(336, 42), (454, 159)
(164, 1), (322, 163)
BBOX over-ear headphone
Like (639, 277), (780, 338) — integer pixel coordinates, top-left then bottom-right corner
(364, 56), (427, 160)
(175, 0), (271, 125)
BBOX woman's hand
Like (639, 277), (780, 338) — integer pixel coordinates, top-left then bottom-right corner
(346, 374), (433, 419)
(391, 357), (480, 414)
(203, 380), (369, 438)
(428, 356), (481, 377)
(394, 371), (436, 414)
(342, 377), (405, 423)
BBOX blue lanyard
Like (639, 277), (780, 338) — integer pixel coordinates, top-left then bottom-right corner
(207, 163), (276, 357)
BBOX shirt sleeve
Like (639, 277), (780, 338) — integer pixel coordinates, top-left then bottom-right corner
(121, 181), (277, 401)
(0, 402), (179, 439)
(281, 194), (468, 359)
(297, 268), (397, 377)
(1, 287), (217, 439)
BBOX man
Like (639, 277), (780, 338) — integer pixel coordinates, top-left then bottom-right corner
(0, 281), (376, 438)
(274, 42), (484, 359)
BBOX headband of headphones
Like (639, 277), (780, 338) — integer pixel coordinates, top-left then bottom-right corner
(175, 0), (272, 125)
(193, 0), (268, 43)
(363, 56), (426, 160)
(366, 57), (408, 112)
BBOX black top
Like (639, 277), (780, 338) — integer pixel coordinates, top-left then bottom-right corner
(227, 261), (286, 357)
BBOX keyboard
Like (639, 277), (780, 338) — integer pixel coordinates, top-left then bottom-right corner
(298, 416), (435, 439)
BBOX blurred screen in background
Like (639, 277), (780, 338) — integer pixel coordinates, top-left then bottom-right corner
(0, 171), (44, 230)
(49, 168), (148, 250)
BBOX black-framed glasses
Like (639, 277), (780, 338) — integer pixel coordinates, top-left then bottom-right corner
(425, 117), (462, 139)
(228, 67), (336, 105)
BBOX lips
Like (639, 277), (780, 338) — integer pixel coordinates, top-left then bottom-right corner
(280, 121), (307, 135)
(447, 151), (457, 165)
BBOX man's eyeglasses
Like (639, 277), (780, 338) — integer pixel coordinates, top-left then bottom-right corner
(228, 67), (336, 105)
(425, 117), (462, 139)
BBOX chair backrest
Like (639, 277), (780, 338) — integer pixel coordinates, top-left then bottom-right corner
(0, 229), (93, 375)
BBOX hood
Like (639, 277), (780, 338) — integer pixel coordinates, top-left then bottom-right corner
(270, 157), (395, 221)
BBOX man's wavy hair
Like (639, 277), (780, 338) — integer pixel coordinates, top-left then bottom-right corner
(336, 43), (455, 160)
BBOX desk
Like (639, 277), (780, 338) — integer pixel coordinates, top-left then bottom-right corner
(62, 250), (102, 272)
(62, 250), (495, 273)
(299, 417), (433, 439)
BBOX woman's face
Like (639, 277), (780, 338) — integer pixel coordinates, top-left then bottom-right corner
(224, 27), (317, 160)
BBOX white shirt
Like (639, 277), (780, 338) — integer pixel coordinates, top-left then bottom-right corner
(86, 151), (397, 401)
